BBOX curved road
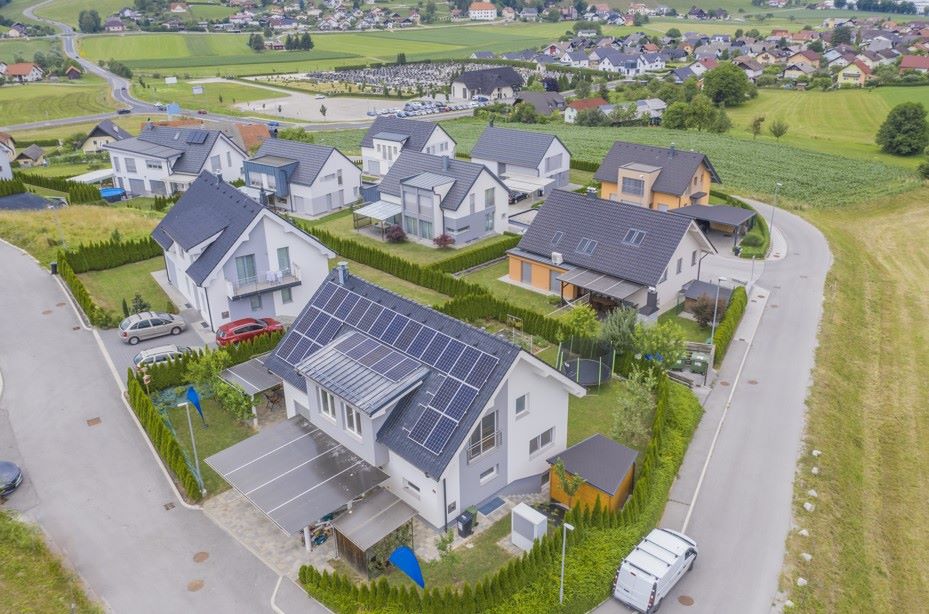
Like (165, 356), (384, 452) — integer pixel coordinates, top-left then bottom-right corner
(596, 202), (831, 613)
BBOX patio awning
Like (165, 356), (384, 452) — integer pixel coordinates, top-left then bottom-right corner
(70, 168), (114, 184)
(503, 175), (554, 194)
(332, 487), (416, 552)
(354, 200), (402, 222)
(219, 353), (282, 396)
(205, 416), (388, 534)
(557, 268), (642, 302)
(672, 204), (756, 228)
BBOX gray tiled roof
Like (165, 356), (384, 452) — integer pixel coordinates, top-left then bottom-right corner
(360, 116), (448, 151)
(547, 434), (637, 495)
(514, 91), (565, 115)
(514, 189), (701, 287)
(470, 126), (567, 169)
(672, 204), (755, 227)
(17, 143), (44, 160)
(378, 151), (505, 211)
(265, 269), (521, 477)
(89, 119), (130, 141)
(108, 126), (243, 175)
(593, 141), (720, 196)
(252, 138), (342, 187)
(452, 66), (523, 95)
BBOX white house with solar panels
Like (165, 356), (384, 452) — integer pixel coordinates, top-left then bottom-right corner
(103, 125), (246, 196)
(206, 263), (585, 537)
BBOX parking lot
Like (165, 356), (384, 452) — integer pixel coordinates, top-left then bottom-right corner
(99, 309), (213, 376)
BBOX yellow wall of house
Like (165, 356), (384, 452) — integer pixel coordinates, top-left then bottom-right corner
(549, 465), (635, 512)
(508, 255), (576, 298)
(600, 164), (711, 210)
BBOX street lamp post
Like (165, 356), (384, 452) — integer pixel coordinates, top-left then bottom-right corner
(710, 276), (728, 342)
(770, 181), (783, 238)
(559, 522), (575, 605)
(178, 402), (205, 496)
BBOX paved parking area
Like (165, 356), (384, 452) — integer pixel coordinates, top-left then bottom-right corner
(99, 307), (211, 375)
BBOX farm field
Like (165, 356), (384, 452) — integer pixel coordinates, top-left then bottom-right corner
(0, 0), (42, 23)
(131, 79), (279, 116)
(34, 0), (127, 26)
(9, 114), (186, 144)
(0, 82), (116, 127)
(0, 36), (58, 61)
(727, 87), (929, 168)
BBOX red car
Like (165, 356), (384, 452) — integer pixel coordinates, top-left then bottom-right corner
(216, 317), (283, 347)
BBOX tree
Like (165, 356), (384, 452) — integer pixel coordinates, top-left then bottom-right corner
(319, 104), (327, 117)
(433, 233), (455, 248)
(78, 10), (101, 33)
(510, 102), (540, 124)
(248, 33), (265, 51)
(876, 102), (929, 156)
(277, 127), (315, 143)
(692, 295), (727, 328)
(769, 118), (789, 141)
(65, 131), (87, 151)
(665, 27), (681, 38)
(575, 108), (609, 126)
(750, 115), (765, 139)
(662, 101), (688, 129)
(633, 320), (685, 368)
(685, 94), (717, 131)
(423, 0), (436, 23)
(552, 458), (585, 508)
(130, 293), (151, 314)
(563, 304), (599, 339)
(574, 78), (591, 99)
(301, 32), (313, 50)
(184, 349), (232, 397)
(611, 368), (657, 449)
(435, 530), (457, 563)
(832, 25), (852, 45)
(808, 39), (824, 53)
(702, 63), (751, 106)
(600, 306), (638, 356)
(396, 52), (407, 64)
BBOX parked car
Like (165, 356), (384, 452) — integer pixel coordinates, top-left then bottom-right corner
(0, 460), (23, 498)
(197, 109), (207, 115)
(216, 317), (283, 347)
(132, 344), (192, 371)
(119, 312), (187, 345)
(508, 191), (528, 204)
(613, 528), (697, 613)
(117, 108), (131, 115)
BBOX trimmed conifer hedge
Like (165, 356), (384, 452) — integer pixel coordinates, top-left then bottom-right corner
(17, 171), (104, 204)
(56, 255), (118, 327)
(712, 285), (747, 366)
(436, 294), (570, 344)
(430, 234), (520, 274)
(65, 237), (163, 273)
(0, 178), (26, 196)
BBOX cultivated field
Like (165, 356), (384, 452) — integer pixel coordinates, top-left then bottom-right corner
(34, 0), (232, 26)
(0, 82), (116, 126)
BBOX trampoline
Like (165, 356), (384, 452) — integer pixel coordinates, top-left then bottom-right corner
(561, 357), (613, 387)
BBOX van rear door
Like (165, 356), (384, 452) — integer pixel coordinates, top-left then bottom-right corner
(614, 561), (656, 612)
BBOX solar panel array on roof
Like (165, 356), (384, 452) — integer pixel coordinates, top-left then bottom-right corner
(186, 130), (208, 144)
(284, 280), (499, 455)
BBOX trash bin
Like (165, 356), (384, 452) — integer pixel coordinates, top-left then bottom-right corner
(457, 510), (474, 538)
(50, 261), (58, 275)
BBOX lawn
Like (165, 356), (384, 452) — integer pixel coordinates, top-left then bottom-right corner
(658, 308), (710, 343)
(78, 257), (172, 315)
(0, 0), (46, 23)
(781, 186), (929, 613)
(0, 83), (115, 126)
(333, 259), (450, 307)
(162, 396), (256, 497)
(26, 162), (108, 179)
(0, 36), (58, 60)
(460, 260), (561, 317)
(0, 205), (161, 264)
(33, 0), (128, 26)
(438, 118), (918, 208)
(566, 377), (654, 451)
(0, 511), (101, 614)
(131, 79), (278, 116)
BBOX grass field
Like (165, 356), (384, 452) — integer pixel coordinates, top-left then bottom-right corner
(0, 36), (58, 62)
(0, 82), (115, 126)
(78, 257), (172, 314)
(131, 79), (277, 116)
(0, 0), (43, 23)
(728, 87), (929, 169)
(780, 187), (929, 612)
(34, 0), (127, 26)
(25, 161), (108, 178)
(1, 511), (101, 613)
(0, 205), (161, 264)
(461, 260), (561, 316)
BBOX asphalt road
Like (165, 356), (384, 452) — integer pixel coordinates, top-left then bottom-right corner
(0, 240), (285, 612)
(595, 201), (831, 614)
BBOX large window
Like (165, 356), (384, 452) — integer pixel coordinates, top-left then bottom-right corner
(210, 155), (221, 173)
(277, 246), (291, 274)
(521, 261), (532, 284)
(319, 388), (336, 420)
(484, 208), (494, 231)
(125, 158), (137, 173)
(145, 159), (162, 170)
(529, 427), (554, 455)
(468, 412), (497, 460)
(281, 287), (293, 304)
(235, 254), (256, 284)
(344, 405), (362, 437)
(549, 269), (560, 293)
(621, 177), (645, 197)
(418, 219), (433, 239)
(515, 393), (528, 416)
(484, 186), (495, 207)
(545, 153), (563, 172)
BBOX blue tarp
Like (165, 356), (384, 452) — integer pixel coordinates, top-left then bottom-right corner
(389, 546), (424, 588)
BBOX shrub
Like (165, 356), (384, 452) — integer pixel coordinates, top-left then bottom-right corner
(430, 234), (519, 273)
(712, 286), (748, 365)
(384, 224), (406, 243)
(62, 237), (162, 273)
(433, 233), (455, 249)
(0, 178), (26, 196)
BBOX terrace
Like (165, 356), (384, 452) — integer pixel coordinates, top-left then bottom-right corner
(226, 263), (301, 300)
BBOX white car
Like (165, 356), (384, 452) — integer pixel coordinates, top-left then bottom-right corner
(315, 94), (326, 99)
(613, 528), (698, 613)
(132, 344), (192, 370)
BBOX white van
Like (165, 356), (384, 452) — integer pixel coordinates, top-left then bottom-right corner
(613, 528), (698, 613)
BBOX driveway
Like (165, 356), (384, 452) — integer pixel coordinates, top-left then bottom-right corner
(0, 241), (288, 612)
(100, 307), (209, 376)
(595, 201), (831, 613)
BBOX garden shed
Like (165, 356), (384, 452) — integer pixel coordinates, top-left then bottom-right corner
(332, 487), (417, 578)
(680, 279), (732, 315)
(547, 434), (638, 513)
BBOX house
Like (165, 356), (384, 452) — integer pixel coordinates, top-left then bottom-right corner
(900, 54), (929, 73)
(471, 51), (495, 60)
(783, 63), (816, 80)
(169, 2), (189, 12)
(0, 132), (16, 160)
(79, 119), (131, 153)
(6, 22), (28, 37)
(561, 50), (590, 68)
(634, 98), (667, 123)
(451, 67), (523, 101)
(65, 65), (83, 80)
(4, 63), (43, 83)
(376, 152), (509, 245)
(469, 126), (571, 197)
(468, 1), (497, 20)
(670, 67), (697, 84)
(0, 62), (6, 76)
(151, 172), (335, 330)
(734, 57), (764, 81)
(258, 262), (586, 531)
(595, 141), (720, 209)
(0, 148), (11, 181)
(787, 49), (820, 69)
(242, 138), (361, 218)
(520, 7), (538, 20)
(513, 91), (565, 116)
(506, 190), (715, 316)
(360, 116), (456, 176)
(104, 17), (125, 32)
(547, 434), (638, 512)
(598, 50), (648, 76)
(501, 6), (515, 21)
(14, 144), (45, 167)
(104, 125), (247, 196)
(564, 97), (609, 123)
(837, 60), (872, 87)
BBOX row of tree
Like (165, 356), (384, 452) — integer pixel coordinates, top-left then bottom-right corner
(283, 33), (314, 51)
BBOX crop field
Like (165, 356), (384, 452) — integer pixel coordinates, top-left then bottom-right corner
(34, 0), (231, 25)
(727, 87), (929, 168)
(0, 82), (115, 127)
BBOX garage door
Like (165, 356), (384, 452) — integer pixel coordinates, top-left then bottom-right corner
(128, 179), (145, 195)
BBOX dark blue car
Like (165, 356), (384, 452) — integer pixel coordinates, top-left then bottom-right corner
(0, 461), (23, 498)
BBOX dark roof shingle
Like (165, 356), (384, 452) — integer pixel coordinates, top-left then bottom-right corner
(593, 141), (720, 196)
(251, 138), (342, 186)
(453, 67), (524, 95)
(470, 126), (567, 169)
(360, 116), (449, 151)
(378, 151), (504, 211)
(546, 434), (638, 495)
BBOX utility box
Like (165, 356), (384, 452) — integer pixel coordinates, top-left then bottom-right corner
(510, 503), (547, 551)
(457, 510), (474, 538)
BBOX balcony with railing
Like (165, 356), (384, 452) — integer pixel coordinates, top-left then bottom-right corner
(466, 431), (502, 463)
(226, 263), (301, 299)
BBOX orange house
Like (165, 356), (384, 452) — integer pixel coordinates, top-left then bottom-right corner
(547, 434), (638, 512)
(594, 141), (720, 211)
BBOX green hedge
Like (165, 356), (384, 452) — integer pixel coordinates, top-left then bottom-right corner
(67, 183), (103, 204)
(430, 234), (520, 274)
(65, 237), (163, 273)
(126, 376), (203, 502)
(710, 190), (770, 259)
(17, 171), (104, 204)
(712, 285), (747, 366)
(569, 159), (600, 173)
(0, 178), (26, 196)
(300, 373), (703, 613)
(436, 294), (570, 344)
(56, 255), (118, 327)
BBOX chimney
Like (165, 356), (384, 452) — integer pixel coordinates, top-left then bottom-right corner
(336, 261), (349, 285)
(442, 155), (450, 171)
(669, 142), (676, 157)
(586, 186), (597, 198)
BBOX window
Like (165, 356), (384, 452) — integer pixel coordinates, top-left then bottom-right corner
(549, 269), (560, 293)
(125, 158), (137, 173)
(484, 187), (495, 207)
(323, 172), (336, 182)
(404, 216), (416, 235)
(676, 257), (683, 275)
(545, 153), (562, 172)
(149, 180), (166, 195)
(693, 175), (698, 186)
(575, 238), (598, 256)
(621, 177), (645, 197)
(281, 287), (293, 304)
(622, 228), (646, 246)
(145, 159), (161, 170)
(210, 155), (221, 172)
(344, 404), (362, 437)
(319, 388), (336, 420)
(113, 157), (120, 172)
(337, 169), (343, 186)
(226, 151), (232, 167)
(403, 478), (421, 498)
(418, 219), (433, 239)
(659, 268), (668, 283)
(691, 250), (698, 266)
(520, 261), (532, 283)
(249, 294), (262, 311)
(447, 501), (457, 514)
(484, 208), (494, 231)
(551, 231), (564, 246)
(403, 190), (416, 212)
(479, 465), (498, 484)
(235, 254), (256, 284)
(515, 394), (528, 416)
(468, 412), (498, 460)
(469, 193), (476, 214)
(529, 427), (554, 455)
(277, 246), (291, 274)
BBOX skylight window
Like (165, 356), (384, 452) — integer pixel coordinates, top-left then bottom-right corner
(622, 229), (646, 246)
(575, 238), (598, 256)
(551, 231), (564, 246)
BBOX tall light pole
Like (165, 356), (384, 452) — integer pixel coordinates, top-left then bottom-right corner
(559, 521), (575, 605)
(710, 276), (728, 343)
(770, 181), (782, 239)
(178, 402), (205, 495)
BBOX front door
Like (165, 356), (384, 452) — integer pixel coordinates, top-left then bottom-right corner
(235, 254), (257, 286)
